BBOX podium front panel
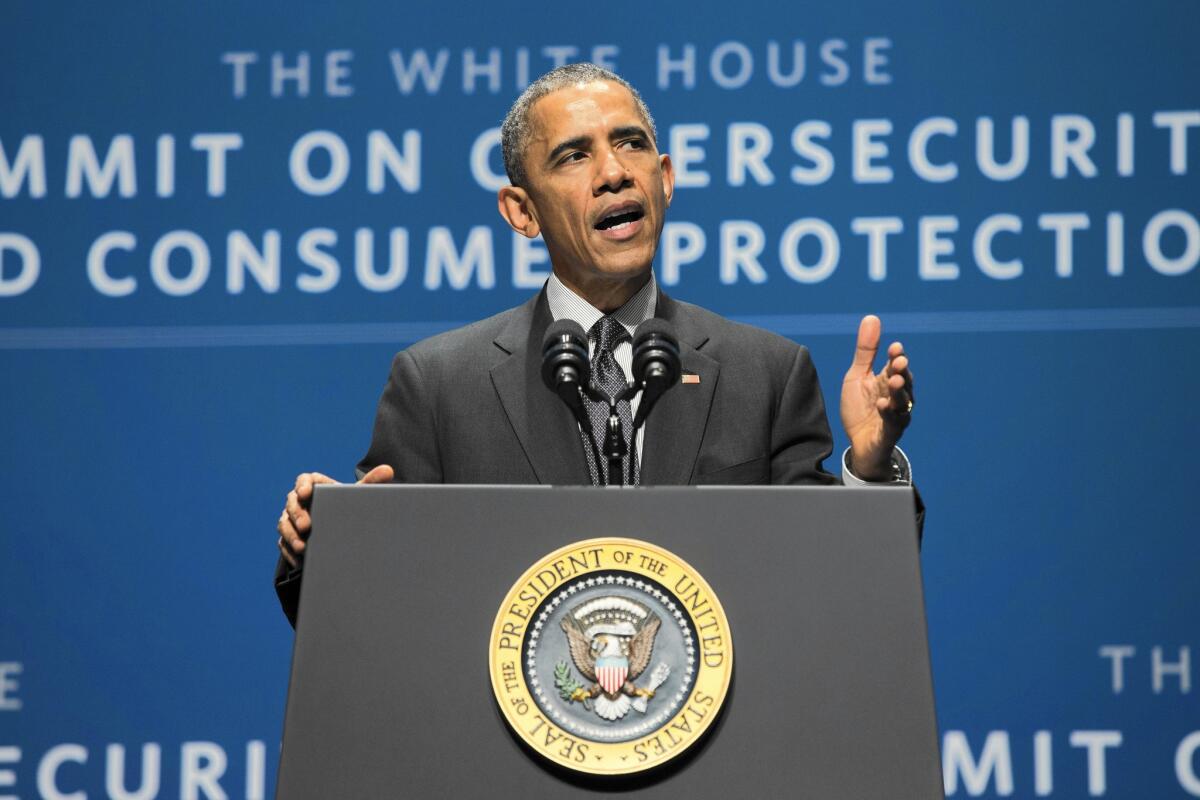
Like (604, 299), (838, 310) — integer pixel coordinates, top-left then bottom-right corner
(278, 485), (942, 798)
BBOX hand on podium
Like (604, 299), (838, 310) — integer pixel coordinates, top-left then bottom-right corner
(277, 465), (394, 568)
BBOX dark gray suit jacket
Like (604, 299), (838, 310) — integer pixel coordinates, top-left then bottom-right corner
(275, 287), (915, 626)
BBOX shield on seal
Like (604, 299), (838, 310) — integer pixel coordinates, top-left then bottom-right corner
(596, 655), (629, 695)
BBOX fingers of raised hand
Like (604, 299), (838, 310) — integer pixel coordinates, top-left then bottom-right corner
(876, 387), (913, 418)
(884, 343), (907, 377)
(850, 315), (882, 372)
(874, 361), (913, 420)
(884, 343), (914, 401)
(877, 386), (913, 421)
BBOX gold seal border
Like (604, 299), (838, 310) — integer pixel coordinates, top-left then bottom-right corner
(488, 537), (733, 776)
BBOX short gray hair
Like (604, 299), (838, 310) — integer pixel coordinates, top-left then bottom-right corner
(500, 63), (658, 188)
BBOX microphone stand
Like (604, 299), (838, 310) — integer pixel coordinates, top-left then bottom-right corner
(561, 385), (606, 485)
(581, 382), (642, 487)
(619, 383), (643, 487)
(546, 320), (678, 488)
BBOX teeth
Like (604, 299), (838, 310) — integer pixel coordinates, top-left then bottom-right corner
(597, 208), (642, 231)
(605, 207), (636, 218)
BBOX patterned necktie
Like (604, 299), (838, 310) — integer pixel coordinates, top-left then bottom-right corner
(580, 316), (640, 486)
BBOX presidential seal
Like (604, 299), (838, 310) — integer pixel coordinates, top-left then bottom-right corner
(488, 538), (732, 775)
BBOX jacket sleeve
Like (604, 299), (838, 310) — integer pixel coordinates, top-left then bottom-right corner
(355, 348), (444, 483)
(768, 345), (840, 486)
(769, 344), (925, 543)
(274, 348), (444, 628)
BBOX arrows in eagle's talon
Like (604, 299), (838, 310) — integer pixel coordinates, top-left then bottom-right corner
(632, 662), (672, 713)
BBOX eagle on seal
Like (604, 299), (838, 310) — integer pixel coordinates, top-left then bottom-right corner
(560, 595), (662, 721)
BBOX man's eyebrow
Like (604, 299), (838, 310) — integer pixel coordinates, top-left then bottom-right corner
(611, 125), (650, 142)
(547, 135), (592, 165)
(545, 125), (652, 166)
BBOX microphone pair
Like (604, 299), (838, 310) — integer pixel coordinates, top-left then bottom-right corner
(540, 318), (682, 484)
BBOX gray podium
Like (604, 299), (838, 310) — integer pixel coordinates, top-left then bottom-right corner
(277, 485), (943, 798)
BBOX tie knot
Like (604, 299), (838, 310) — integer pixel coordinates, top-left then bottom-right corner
(589, 316), (629, 354)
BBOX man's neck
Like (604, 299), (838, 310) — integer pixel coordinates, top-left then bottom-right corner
(546, 270), (657, 334)
(552, 269), (652, 313)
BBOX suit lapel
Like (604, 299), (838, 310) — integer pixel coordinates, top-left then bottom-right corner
(639, 291), (719, 485)
(490, 290), (591, 485)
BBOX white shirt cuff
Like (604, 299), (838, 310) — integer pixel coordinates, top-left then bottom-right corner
(841, 446), (912, 486)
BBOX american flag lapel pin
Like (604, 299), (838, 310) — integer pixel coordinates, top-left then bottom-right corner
(681, 373), (700, 384)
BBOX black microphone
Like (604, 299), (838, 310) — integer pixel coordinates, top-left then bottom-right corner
(631, 318), (681, 429)
(541, 319), (608, 483)
(541, 319), (590, 410)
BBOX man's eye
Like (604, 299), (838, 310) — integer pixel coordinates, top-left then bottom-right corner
(560, 152), (585, 165)
(621, 139), (647, 150)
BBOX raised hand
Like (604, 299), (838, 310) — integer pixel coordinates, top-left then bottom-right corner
(839, 315), (914, 481)
(276, 464), (394, 567)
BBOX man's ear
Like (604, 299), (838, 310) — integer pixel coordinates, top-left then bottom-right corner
(497, 185), (541, 238)
(659, 153), (675, 209)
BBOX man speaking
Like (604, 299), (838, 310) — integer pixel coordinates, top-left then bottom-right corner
(274, 63), (917, 625)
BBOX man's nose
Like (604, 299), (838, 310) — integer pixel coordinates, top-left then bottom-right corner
(593, 148), (631, 192)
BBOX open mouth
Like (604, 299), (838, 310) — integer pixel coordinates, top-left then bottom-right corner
(594, 205), (645, 232)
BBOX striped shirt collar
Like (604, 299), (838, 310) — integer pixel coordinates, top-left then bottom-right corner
(545, 271), (658, 339)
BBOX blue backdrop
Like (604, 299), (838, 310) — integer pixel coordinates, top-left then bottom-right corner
(2, 1), (1198, 797)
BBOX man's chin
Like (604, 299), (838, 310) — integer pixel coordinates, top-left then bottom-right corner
(591, 258), (655, 284)
(589, 240), (657, 275)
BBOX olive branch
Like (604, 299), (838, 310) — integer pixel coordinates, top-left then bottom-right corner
(554, 660), (592, 710)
